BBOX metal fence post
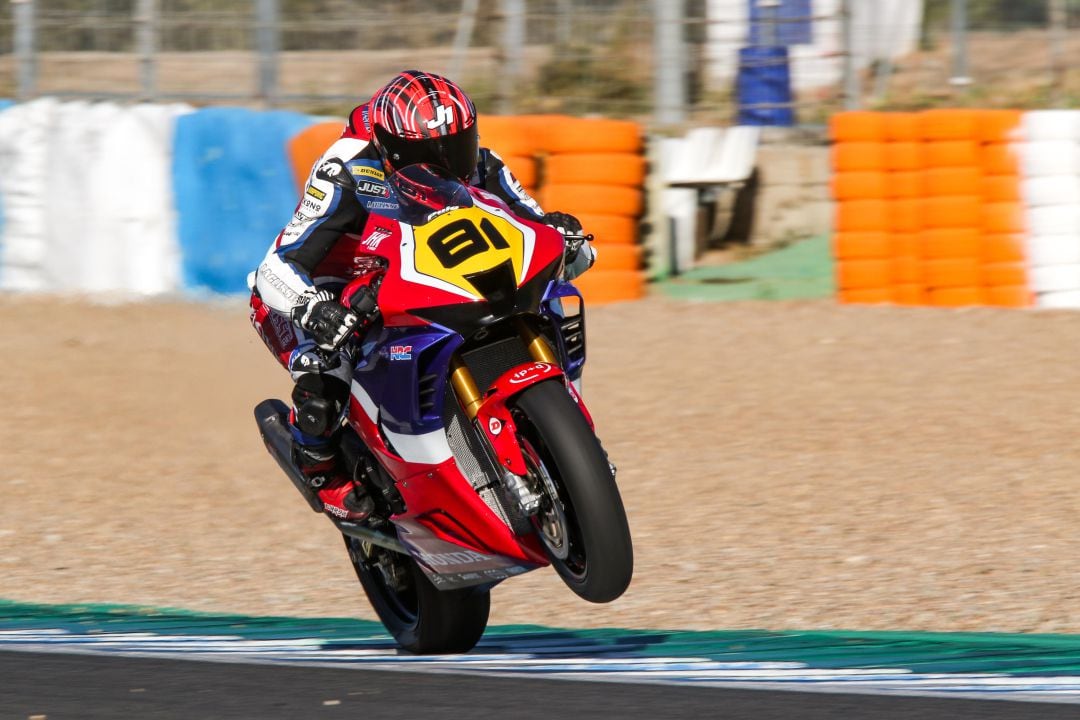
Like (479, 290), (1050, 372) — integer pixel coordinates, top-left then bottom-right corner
(496, 0), (525, 114)
(949, 0), (971, 88)
(255, 0), (280, 106)
(136, 0), (158, 101)
(841, 0), (858, 110)
(13, 0), (36, 101)
(654, 0), (686, 125)
(1050, 0), (1067, 106)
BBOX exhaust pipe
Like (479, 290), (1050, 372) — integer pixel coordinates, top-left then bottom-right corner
(254, 399), (407, 555)
(254, 399), (324, 513)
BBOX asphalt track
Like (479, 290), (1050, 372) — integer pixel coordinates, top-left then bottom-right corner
(5, 650), (1080, 720)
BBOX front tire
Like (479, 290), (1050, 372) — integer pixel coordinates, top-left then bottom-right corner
(343, 536), (490, 654)
(513, 380), (633, 602)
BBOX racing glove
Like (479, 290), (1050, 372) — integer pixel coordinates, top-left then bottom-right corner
(544, 211), (595, 280)
(291, 290), (359, 351)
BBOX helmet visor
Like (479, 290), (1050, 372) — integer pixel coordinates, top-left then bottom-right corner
(375, 124), (479, 182)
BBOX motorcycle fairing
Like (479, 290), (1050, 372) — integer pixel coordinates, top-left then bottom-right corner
(474, 362), (564, 476)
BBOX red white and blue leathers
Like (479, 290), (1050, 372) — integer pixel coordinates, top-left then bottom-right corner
(254, 103), (549, 317)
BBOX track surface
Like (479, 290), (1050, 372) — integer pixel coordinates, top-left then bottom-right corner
(5, 650), (1079, 720)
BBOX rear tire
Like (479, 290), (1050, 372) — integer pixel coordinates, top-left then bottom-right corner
(513, 380), (633, 602)
(343, 536), (490, 654)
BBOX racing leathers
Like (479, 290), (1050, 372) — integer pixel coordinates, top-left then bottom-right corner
(249, 105), (594, 518)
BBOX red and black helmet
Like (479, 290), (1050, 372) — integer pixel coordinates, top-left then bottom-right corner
(369, 70), (479, 182)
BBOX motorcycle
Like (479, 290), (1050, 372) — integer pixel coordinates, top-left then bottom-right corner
(253, 164), (633, 654)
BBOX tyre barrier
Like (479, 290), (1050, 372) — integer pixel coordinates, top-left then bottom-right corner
(830, 109), (1080, 308)
(0, 102), (646, 304)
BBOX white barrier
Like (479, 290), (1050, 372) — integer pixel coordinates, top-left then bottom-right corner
(0, 99), (190, 294)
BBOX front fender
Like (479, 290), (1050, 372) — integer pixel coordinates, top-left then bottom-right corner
(474, 362), (563, 475)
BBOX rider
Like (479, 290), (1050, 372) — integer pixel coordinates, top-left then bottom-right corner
(250, 70), (595, 522)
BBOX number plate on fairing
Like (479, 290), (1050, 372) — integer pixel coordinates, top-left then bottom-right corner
(412, 206), (531, 297)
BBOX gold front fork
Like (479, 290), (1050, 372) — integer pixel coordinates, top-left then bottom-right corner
(515, 318), (559, 365)
(450, 320), (561, 421)
(449, 354), (483, 420)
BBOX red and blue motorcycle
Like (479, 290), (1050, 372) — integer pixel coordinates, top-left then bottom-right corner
(254, 165), (633, 654)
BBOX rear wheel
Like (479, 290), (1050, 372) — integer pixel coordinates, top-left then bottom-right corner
(343, 536), (490, 654)
(513, 380), (633, 602)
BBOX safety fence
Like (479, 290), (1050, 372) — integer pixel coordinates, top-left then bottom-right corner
(0, 99), (647, 304)
(831, 108), (1080, 310)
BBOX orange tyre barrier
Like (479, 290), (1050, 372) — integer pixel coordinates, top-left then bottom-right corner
(921, 228), (980, 259)
(887, 199), (923, 233)
(981, 263), (1027, 287)
(502, 155), (537, 189)
(542, 116), (643, 155)
(831, 172), (888, 200)
(924, 167), (981, 197)
(889, 233), (921, 258)
(984, 285), (1032, 308)
(918, 109), (980, 141)
(477, 115), (540, 157)
(924, 141), (980, 168)
(930, 287), (984, 307)
(840, 288), (892, 304)
(884, 142), (923, 171)
(982, 202), (1025, 234)
(979, 110), (1024, 144)
(982, 175), (1021, 202)
(888, 171), (923, 198)
(892, 284), (927, 305)
(833, 232), (890, 259)
(833, 143), (887, 172)
(890, 255), (922, 284)
(591, 244), (642, 272)
(836, 200), (890, 232)
(982, 144), (1020, 175)
(829, 112), (886, 142)
(545, 153), (646, 187)
(576, 213), (638, 245)
(922, 196), (981, 229)
(924, 258), (981, 288)
(837, 259), (891, 290)
(884, 113), (920, 142)
(981, 234), (1026, 263)
(287, 120), (344, 192)
(573, 269), (645, 305)
(541, 184), (643, 217)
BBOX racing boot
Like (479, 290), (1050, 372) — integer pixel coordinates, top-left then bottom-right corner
(294, 442), (374, 522)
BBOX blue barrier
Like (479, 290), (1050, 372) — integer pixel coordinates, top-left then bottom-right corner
(172, 108), (317, 294)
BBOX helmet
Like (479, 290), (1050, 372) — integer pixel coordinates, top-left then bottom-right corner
(369, 70), (479, 182)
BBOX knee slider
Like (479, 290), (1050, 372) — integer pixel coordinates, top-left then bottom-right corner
(292, 374), (350, 437)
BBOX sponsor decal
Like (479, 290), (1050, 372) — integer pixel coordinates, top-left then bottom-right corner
(362, 227), (393, 250)
(351, 165), (385, 180)
(323, 502), (349, 519)
(389, 345), (412, 361)
(356, 179), (389, 198)
(319, 160), (343, 177)
(267, 310), (295, 347)
(258, 265), (301, 304)
(418, 549), (492, 567)
(507, 363), (555, 385)
(360, 106), (370, 131)
(305, 186), (326, 201)
(488, 417), (503, 436)
(425, 104), (455, 130)
(365, 200), (399, 210)
(301, 197), (321, 212)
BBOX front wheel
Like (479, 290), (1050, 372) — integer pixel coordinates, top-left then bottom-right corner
(343, 536), (490, 654)
(513, 380), (633, 603)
